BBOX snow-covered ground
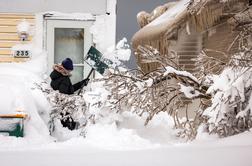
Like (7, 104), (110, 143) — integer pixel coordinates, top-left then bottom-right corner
(1, 131), (252, 166)
(0, 47), (251, 166)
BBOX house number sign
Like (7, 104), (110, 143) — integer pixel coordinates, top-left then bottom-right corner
(13, 50), (31, 58)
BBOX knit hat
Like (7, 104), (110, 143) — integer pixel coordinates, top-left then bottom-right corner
(61, 58), (73, 70)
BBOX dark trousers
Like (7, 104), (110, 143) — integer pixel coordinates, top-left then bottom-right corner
(60, 112), (76, 130)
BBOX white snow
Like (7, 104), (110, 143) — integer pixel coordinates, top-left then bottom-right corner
(164, 66), (199, 83)
(179, 83), (200, 98)
(0, 49), (251, 166)
(17, 20), (31, 33)
(102, 38), (131, 68)
(203, 67), (252, 129)
(0, 130), (252, 166)
(115, 38), (131, 61)
(0, 64), (251, 166)
(0, 118), (21, 131)
(90, 14), (116, 54)
(43, 11), (95, 20)
(0, 6), (251, 166)
(85, 37), (131, 71)
(148, 0), (190, 27)
(11, 43), (33, 51)
(0, 54), (52, 145)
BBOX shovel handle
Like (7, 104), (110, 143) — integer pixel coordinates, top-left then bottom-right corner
(77, 68), (95, 95)
(86, 68), (95, 79)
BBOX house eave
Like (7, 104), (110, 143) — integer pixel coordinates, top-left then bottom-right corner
(132, 9), (188, 49)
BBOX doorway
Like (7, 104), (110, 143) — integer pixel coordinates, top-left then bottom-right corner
(46, 19), (93, 84)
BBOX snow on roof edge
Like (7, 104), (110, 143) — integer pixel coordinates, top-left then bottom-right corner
(147, 0), (190, 27)
(132, 0), (190, 48)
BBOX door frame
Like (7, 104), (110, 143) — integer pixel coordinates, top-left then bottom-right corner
(45, 19), (94, 79)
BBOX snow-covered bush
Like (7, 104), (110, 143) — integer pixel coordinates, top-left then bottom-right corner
(102, 42), (252, 140)
(203, 58), (252, 137)
(102, 45), (209, 133)
(35, 82), (92, 136)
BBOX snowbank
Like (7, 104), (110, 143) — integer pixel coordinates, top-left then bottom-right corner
(0, 53), (52, 144)
(0, 129), (252, 166)
(0, 53), (179, 150)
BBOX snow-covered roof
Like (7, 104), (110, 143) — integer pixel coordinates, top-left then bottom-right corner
(132, 0), (240, 48)
(147, 0), (190, 27)
(132, 0), (190, 47)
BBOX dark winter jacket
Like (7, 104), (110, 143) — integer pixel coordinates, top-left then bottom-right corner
(50, 65), (88, 95)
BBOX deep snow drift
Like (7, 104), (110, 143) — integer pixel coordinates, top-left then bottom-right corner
(0, 49), (179, 149)
(0, 40), (251, 166)
(0, 52), (252, 166)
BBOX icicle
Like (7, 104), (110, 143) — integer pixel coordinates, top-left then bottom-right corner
(186, 21), (191, 35)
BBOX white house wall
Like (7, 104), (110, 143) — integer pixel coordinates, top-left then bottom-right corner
(0, 0), (107, 14)
(90, 0), (117, 53)
(0, 0), (117, 79)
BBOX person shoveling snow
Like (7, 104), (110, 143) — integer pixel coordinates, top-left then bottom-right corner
(49, 58), (90, 130)
(50, 58), (90, 95)
(49, 47), (111, 131)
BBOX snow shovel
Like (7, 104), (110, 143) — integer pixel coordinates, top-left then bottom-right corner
(77, 46), (112, 95)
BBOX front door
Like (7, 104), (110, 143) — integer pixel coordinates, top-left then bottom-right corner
(46, 19), (93, 84)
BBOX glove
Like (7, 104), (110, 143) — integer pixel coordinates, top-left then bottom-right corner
(82, 78), (90, 86)
(73, 79), (89, 92)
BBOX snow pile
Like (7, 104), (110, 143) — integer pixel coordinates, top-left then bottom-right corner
(41, 67), (178, 147)
(0, 52), (52, 144)
(51, 111), (179, 150)
(114, 38), (131, 61)
(84, 38), (131, 77)
(84, 81), (110, 116)
(1, 131), (252, 166)
(0, 52), (47, 81)
(84, 123), (158, 150)
(103, 38), (131, 68)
